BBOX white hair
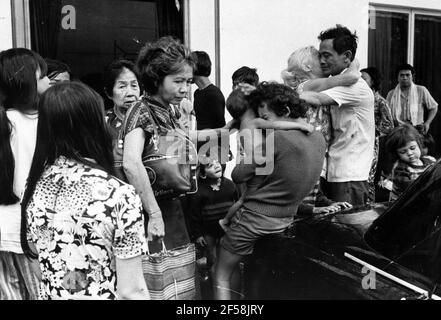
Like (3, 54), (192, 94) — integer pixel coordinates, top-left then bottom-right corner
(281, 46), (321, 89)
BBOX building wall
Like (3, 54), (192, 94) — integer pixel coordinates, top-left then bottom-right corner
(373, 0), (441, 10)
(0, 1), (13, 51)
(188, 0), (441, 98)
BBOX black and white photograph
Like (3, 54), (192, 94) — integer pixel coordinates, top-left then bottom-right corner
(1, 0), (441, 307)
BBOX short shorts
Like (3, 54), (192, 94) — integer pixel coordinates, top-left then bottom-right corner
(220, 207), (293, 256)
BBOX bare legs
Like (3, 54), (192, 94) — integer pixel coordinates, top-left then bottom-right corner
(213, 246), (243, 300)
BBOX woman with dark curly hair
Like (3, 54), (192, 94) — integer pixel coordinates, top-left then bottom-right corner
(119, 38), (197, 299)
(214, 82), (327, 300)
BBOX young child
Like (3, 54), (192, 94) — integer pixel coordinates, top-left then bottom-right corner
(220, 88), (314, 230)
(186, 149), (239, 279)
(386, 124), (436, 201)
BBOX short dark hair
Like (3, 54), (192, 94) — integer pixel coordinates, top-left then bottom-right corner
(232, 66), (259, 87)
(226, 89), (249, 120)
(318, 24), (358, 61)
(136, 36), (195, 95)
(191, 51), (212, 77)
(248, 82), (308, 119)
(103, 59), (139, 98)
(360, 67), (382, 91)
(45, 58), (72, 80)
(396, 63), (415, 77)
(386, 124), (422, 160)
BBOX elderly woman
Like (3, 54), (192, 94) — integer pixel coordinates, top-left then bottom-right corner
(213, 82), (327, 300)
(281, 46), (360, 145)
(104, 59), (141, 140)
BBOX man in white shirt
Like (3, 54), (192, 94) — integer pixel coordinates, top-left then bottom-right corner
(300, 25), (375, 206)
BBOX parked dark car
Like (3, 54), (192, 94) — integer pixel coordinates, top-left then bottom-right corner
(245, 160), (441, 300)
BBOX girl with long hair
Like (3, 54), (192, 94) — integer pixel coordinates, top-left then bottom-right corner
(0, 48), (50, 300)
(21, 82), (149, 300)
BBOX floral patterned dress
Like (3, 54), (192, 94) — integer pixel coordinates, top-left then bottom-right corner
(367, 92), (394, 203)
(26, 156), (147, 300)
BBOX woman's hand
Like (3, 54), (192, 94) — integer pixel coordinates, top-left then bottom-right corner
(147, 212), (165, 241)
(348, 58), (360, 72)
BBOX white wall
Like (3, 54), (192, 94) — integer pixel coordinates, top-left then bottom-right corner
(0, 1), (13, 50)
(188, 0), (217, 91)
(189, 0), (372, 97)
(189, 0), (441, 98)
(218, 0), (370, 96)
(373, 0), (441, 10)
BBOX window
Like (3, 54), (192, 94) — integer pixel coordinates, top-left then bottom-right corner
(29, 0), (184, 104)
(368, 9), (409, 97)
(369, 5), (441, 156)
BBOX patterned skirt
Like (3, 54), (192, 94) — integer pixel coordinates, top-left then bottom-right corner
(367, 136), (380, 204)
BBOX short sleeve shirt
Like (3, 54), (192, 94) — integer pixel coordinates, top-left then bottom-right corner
(386, 85), (438, 125)
(321, 77), (375, 182)
(26, 156), (147, 300)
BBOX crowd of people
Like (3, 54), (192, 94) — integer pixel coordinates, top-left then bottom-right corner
(0, 24), (439, 300)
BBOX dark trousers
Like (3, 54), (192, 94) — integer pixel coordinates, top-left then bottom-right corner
(321, 179), (370, 206)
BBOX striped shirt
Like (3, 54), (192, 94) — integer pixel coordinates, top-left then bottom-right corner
(390, 156), (436, 201)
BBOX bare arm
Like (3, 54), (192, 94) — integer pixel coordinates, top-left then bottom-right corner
(300, 91), (337, 107)
(424, 106), (438, 134)
(302, 60), (360, 92)
(123, 128), (164, 240)
(252, 118), (314, 133)
(116, 256), (150, 300)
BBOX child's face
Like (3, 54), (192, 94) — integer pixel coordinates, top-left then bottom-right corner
(204, 160), (222, 179)
(397, 140), (421, 165)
